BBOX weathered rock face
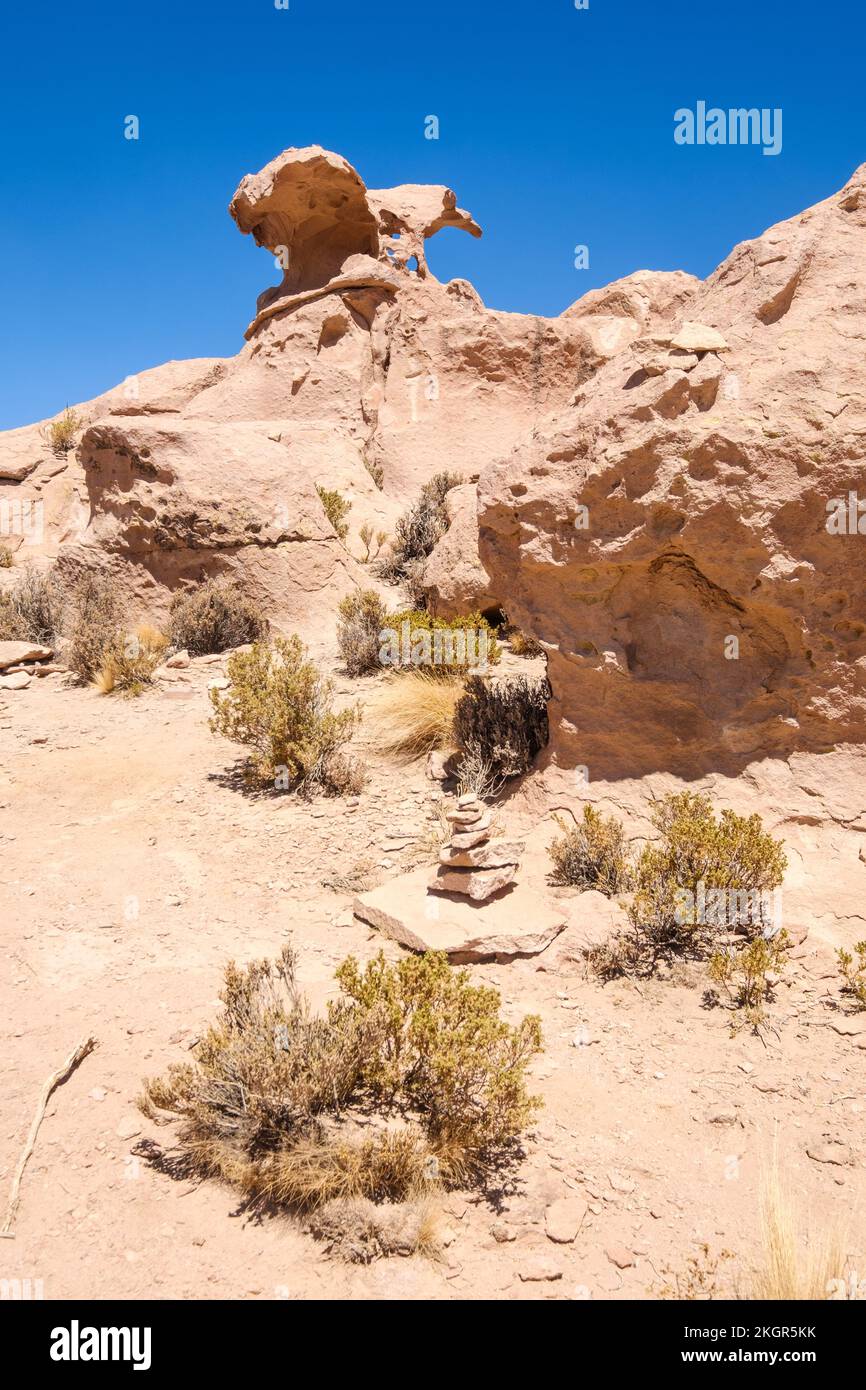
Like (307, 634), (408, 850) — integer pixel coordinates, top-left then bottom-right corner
(478, 163), (866, 778)
(0, 145), (605, 639)
(2, 142), (865, 774)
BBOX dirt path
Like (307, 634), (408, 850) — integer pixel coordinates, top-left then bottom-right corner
(1, 667), (864, 1300)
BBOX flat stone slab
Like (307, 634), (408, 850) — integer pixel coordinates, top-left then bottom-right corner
(353, 863), (567, 962)
(0, 641), (53, 670)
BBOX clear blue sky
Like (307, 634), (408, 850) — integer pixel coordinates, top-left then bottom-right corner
(1, 0), (863, 429)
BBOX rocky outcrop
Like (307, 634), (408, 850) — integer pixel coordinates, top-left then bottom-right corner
(478, 163), (866, 778)
(3, 144), (865, 747)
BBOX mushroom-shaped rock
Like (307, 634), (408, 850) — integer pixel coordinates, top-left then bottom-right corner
(229, 145), (379, 295)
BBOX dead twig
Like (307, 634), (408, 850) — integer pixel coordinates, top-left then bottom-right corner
(0, 1036), (98, 1238)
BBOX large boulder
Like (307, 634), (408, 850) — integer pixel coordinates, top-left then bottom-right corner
(478, 163), (866, 779)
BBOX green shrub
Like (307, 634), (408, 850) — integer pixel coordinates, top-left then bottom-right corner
(381, 608), (500, 672)
(316, 485), (351, 541)
(0, 547), (12, 569)
(337, 589), (388, 676)
(140, 946), (542, 1217)
(0, 565), (58, 644)
(548, 805), (631, 894)
(593, 792), (787, 977)
(377, 471), (462, 584)
(169, 578), (268, 656)
(209, 636), (360, 795)
(452, 673), (550, 778)
(708, 932), (789, 1036)
(837, 941), (866, 1010)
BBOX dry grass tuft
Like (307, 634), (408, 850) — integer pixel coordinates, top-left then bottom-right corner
(92, 624), (168, 696)
(367, 670), (464, 759)
(752, 1154), (848, 1300)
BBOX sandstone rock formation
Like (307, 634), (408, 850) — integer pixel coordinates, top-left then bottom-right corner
(2, 145), (865, 787)
(479, 163), (866, 778)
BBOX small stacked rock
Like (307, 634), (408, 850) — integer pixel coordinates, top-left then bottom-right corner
(429, 793), (524, 902)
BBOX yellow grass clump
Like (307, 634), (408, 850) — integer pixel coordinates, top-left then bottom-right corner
(92, 624), (168, 696)
(752, 1152), (849, 1300)
(366, 669), (463, 759)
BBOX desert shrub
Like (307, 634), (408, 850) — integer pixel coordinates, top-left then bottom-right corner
(358, 523), (387, 563)
(452, 673), (550, 778)
(504, 622), (544, 658)
(0, 565), (58, 644)
(308, 1195), (439, 1263)
(377, 471), (462, 584)
(707, 931), (789, 1035)
(455, 740), (503, 801)
(140, 945), (542, 1219)
(363, 454), (385, 490)
(368, 669), (464, 759)
(548, 805), (631, 895)
(594, 793), (787, 978)
(837, 941), (866, 1010)
(316, 485), (351, 541)
(46, 408), (79, 455)
(63, 574), (125, 682)
(209, 636), (358, 794)
(0, 547), (12, 569)
(381, 608), (500, 672)
(337, 589), (388, 677)
(93, 624), (168, 697)
(169, 578), (268, 656)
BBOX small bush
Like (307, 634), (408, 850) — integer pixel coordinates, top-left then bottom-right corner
(369, 670), (464, 759)
(140, 945), (542, 1219)
(358, 523), (386, 563)
(363, 454), (385, 491)
(837, 941), (866, 1011)
(594, 792), (787, 978)
(46, 408), (79, 455)
(382, 608), (500, 672)
(169, 578), (268, 656)
(452, 673), (550, 779)
(63, 575), (125, 682)
(548, 805), (631, 895)
(456, 740), (503, 801)
(0, 565), (58, 644)
(505, 623), (544, 658)
(209, 636), (358, 794)
(316, 485), (351, 541)
(377, 471), (462, 584)
(0, 547), (12, 569)
(93, 624), (168, 696)
(707, 931), (789, 1035)
(308, 1195), (440, 1263)
(337, 589), (388, 677)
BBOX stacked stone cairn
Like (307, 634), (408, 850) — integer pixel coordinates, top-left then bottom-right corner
(429, 793), (525, 902)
